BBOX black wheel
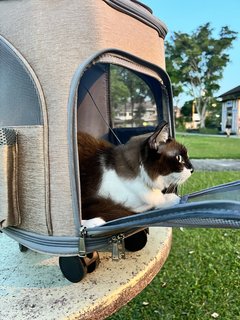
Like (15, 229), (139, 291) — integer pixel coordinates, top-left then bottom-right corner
(124, 229), (148, 252)
(19, 243), (28, 252)
(59, 256), (87, 283)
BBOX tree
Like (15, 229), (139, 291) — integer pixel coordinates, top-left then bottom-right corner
(110, 65), (154, 126)
(110, 65), (130, 109)
(181, 99), (193, 121)
(165, 23), (237, 128)
(205, 98), (222, 129)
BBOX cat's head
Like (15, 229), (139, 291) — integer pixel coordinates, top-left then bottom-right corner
(140, 121), (194, 190)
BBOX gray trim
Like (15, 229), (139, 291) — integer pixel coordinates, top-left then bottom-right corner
(188, 180), (240, 198)
(181, 180), (240, 203)
(67, 48), (174, 234)
(3, 227), (81, 255)
(3, 226), (146, 255)
(87, 200), (240, 233)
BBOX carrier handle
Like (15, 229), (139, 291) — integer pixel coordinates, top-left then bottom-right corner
(131, 0), (153, 13)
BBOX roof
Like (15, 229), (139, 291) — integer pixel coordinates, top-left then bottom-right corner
(219, 85), (240, 101)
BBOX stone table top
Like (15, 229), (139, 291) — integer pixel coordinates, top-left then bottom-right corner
(0, 227), (171, 320)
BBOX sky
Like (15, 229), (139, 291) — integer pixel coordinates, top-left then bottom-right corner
(143, 0), (239, 105)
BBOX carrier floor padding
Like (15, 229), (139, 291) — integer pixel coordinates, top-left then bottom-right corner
(0, 227), (171, 320)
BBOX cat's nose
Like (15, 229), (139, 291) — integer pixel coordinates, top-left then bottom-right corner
(185, 161), (194, 173)
(186, 162), (194, 173)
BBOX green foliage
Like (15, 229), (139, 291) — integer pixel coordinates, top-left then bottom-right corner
(204, 99), (222, 129)
(110, 65), (154, 109)
(180, 98), (221, 129)
(175, 116), (186, 132)
(166, 23), (237, 128)
(108, 171), (240, 320)
(110, 65), (130, 108)
(110, 65), (156, 126)
(181, 100), (193, 119)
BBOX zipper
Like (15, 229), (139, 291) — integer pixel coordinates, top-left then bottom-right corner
(3, 226), (139, 257)
(79, 226), (87, 257)
(4, 196), (240, 257)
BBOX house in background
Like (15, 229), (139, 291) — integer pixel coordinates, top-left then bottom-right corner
(219, 85), (240, 135)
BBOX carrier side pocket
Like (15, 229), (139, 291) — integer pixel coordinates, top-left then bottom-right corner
(0, 128), (20, 228)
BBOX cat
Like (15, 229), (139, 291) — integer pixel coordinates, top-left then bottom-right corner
(78, 121), (193, 228)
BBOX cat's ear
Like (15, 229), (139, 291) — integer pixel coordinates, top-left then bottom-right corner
(148, 121), (170, 150)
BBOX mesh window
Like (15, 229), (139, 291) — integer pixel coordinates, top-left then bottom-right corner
(110, 65), (158, 128)
(0, 37), (43, 126)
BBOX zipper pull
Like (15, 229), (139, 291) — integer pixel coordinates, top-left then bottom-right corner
(118, 234), (126, 260)
(111, 236), (119, 260)
(111, 234), (126, 261)
(79, 226), (87, 257)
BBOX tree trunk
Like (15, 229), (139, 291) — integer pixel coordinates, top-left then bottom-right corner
(200, 114), (206, 128)
(200, 101), (208, 128)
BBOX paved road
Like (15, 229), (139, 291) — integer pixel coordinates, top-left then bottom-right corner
(192, 159), (240, 171)
(176, 132), (240, 139)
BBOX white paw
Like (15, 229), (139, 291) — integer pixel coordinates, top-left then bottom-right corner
(155, 193), (180, 209)
(164, 193), (180, 206)
(82, 218), (106, 228)
(143, 189), (164, 207)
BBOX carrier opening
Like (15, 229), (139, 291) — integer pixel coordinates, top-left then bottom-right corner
(68, 50), (174, 230)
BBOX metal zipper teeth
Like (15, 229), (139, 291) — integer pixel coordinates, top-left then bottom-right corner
(86, 226), (146, 239)
(4, 226), (145, 252)
(3, 227), (117, 254)
(103, 0), (167, 38)
(4, 227), (78, 247)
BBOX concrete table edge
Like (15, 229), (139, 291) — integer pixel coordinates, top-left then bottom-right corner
(0, 227), (172, 320)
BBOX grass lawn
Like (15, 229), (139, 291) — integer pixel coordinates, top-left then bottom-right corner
(108, 171), (240, 320)
(176, 135), (240, 159)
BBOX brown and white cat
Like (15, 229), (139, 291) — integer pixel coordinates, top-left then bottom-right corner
(78, 122), (193, 228)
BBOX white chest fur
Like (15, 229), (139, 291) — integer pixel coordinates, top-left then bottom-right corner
(97, 167), (181, 213)
(98, 168), (149, 211)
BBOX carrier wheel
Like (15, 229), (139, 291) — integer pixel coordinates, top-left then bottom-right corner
(124, 229), (148, 252)
(19, 244), (28, 252)
(59, 251), (100, 283)
(59, 256), (87, 283)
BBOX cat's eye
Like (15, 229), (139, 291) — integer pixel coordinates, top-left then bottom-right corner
(176, 155), (184, 164)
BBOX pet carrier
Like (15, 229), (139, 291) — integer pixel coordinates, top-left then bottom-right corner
(0, 0), (240, 283)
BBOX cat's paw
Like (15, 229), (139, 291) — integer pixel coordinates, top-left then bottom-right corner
(82, 217), (106, 228)
(155, 193), (180, 209)
(164, 193), (180, 207)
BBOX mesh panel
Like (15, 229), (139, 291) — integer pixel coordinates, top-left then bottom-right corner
(0, 37), (43, 126)
(0, 128), (17, 145)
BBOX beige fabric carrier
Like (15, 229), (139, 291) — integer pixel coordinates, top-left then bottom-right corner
(1, 1), (240, 284)
(0, 0), (171, 235)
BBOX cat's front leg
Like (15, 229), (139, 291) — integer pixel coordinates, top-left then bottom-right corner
(143, 189), (180, 209)
(82, 218), (106, 228)
(160, 193), (180, 208)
